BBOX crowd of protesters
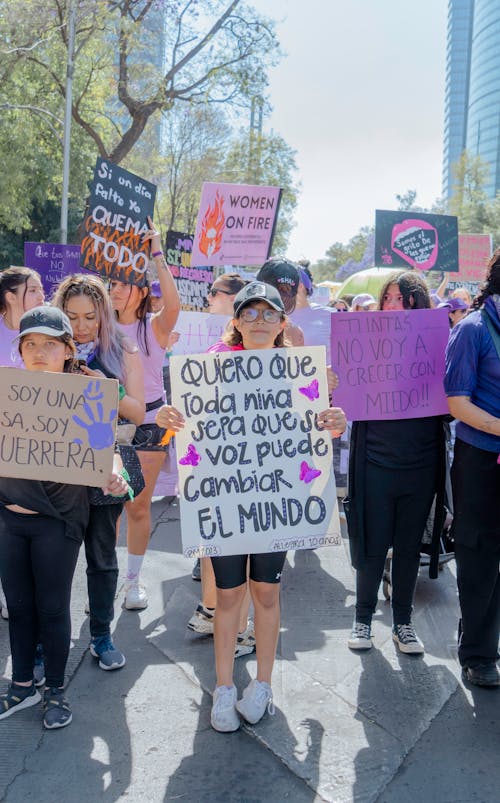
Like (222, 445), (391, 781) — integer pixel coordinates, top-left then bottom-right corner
(0, 239), (498, 736)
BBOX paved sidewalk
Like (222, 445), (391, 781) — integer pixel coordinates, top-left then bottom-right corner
(1, 498), (498, 802)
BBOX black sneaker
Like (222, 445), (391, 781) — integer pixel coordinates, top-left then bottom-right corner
(0, 682), (41, 720)
(392, 624), (424, 654)
(43, 687), (72, 729)
(462, 664), (500, 687)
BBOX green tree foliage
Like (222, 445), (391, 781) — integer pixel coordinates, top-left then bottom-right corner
(448, 151), (499, 238)
(311, 226), (373, 283)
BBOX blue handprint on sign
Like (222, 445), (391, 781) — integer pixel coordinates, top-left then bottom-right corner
(73, 380), (117, 450)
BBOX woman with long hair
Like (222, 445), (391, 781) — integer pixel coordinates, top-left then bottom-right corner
(0, 267), (45, 367)
(346, 271), (447, 655)
(157, 281), (346, 732)
(445, 249), (500, 687)
(52, 274), (144, 670)
(109, 217), (180, 610)
(0, 306), (128, 728)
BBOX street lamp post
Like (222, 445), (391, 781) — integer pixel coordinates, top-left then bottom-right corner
(60, 0), (76, 244)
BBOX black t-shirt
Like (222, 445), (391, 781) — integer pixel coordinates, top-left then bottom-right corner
(0, 478), (89, 543)
(365, 417), (441, 470)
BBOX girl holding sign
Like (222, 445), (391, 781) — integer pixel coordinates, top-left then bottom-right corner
(157, 281), (347, 732)
(53, 274), (145, 671)
(0, 307), (128, 728)
(347, 271), (447, 655)
(110, 217), (180, 610)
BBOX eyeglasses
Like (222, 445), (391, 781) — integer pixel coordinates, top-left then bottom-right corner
(238, 307), (282, 323)
(208, 287), (233, 297)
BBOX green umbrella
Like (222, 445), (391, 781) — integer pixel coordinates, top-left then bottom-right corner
(335, 267), (401, 301)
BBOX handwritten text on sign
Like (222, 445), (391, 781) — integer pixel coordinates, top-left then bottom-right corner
(0, 368), (118, 485)
(80, 158), (156, 287)
(170, 347), (340, 558)
(330, 310), (450, 420)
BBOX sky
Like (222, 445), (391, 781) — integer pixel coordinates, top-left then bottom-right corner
(250, 0), (448, 263)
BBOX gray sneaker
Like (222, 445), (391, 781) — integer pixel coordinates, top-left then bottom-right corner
(211, 685), (240, 732)
(90, 636), (126, 670)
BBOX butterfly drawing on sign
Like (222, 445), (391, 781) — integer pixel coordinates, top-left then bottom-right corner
(179, 443), (201, 467)
(299, 378), (319, 401)
(299, 461), (321, 484)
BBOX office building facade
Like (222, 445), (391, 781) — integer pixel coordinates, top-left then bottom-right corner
(442, 0), (500, 201)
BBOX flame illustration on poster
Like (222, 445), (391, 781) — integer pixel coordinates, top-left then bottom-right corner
(390, 218), (439, 271)
(198, 190), (225, 258)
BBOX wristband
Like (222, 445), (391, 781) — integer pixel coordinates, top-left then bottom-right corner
(118, 384), (126, 401)
(152, 250), (164, 258)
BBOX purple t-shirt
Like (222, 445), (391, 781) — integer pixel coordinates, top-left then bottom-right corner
(444, 301), (500, 453)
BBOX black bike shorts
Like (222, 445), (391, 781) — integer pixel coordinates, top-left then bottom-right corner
(211, 551), (287, 589)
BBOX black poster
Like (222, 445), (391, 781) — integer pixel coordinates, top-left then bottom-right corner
(80, 158), (157, 287)
(166, 229), (213, 311)
(374, 210), (459, 272)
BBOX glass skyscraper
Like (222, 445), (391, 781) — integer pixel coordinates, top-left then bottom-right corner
(442, 0), (500, 201)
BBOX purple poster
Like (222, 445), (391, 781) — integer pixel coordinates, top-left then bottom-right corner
(24, 242), (83, 299)
(330, 310), (450, 421)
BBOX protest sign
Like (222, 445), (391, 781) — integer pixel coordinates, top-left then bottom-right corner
(24, 242), (82, 299)
(0, 368), (118, 485)
(170, 311), (229, 356)
(170, 346), (341, 558)
(375, 210), (459, 272)
(166, 229), (212, 311)
(191, 182), (281, 267)
(291, 307), (334, 362)
(330, 310), (450, 421)
(80, 158), (156, 287)
(445, 233), (492, 297)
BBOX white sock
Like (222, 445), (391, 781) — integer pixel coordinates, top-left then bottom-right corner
(126, 553), (145, 583)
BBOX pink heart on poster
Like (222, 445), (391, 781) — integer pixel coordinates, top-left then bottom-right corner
(391, 218), (439, 271)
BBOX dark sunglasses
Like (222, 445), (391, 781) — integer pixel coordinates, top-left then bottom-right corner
(208, 287), (233, 297)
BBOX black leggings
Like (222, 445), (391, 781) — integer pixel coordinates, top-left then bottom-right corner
(355, 461), (437, 625)
(85, 504), (123, 639)
(0, 509), (80, 687)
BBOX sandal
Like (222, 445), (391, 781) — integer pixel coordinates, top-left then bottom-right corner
(43, 687), (72, 729)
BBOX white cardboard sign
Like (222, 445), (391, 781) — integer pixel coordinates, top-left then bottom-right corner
(170, 346), (341, 558)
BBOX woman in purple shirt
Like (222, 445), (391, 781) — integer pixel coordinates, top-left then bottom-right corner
(444, 248), (500, 688)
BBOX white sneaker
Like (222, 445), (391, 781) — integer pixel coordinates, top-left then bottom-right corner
(348, 622), (372, 650)
(392, 624), (424, 655)
(236, 679), (274, 725)
(234, 620), (256, 658)
(123, 582), (148, 610)
(211, 685), (240, 732)
(187, 603), (215, 634)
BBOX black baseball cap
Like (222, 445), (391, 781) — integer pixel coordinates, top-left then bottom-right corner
(233, 281), (285, 317)
(256, 258), (300, 313)
(17, 306), (73, 339)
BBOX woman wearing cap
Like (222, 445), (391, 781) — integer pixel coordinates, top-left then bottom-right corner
(157, 281), (347, 732)
(256, 258), (305, 346)
(0, 267), (45, 367)
(438, 296), (469, 328)
(444, 249), (500, 687)
(109, 217), (180, 610)
(347, 271), (447, 655)
(0, 307), (128, 728)
(53, 273), (145, 671)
